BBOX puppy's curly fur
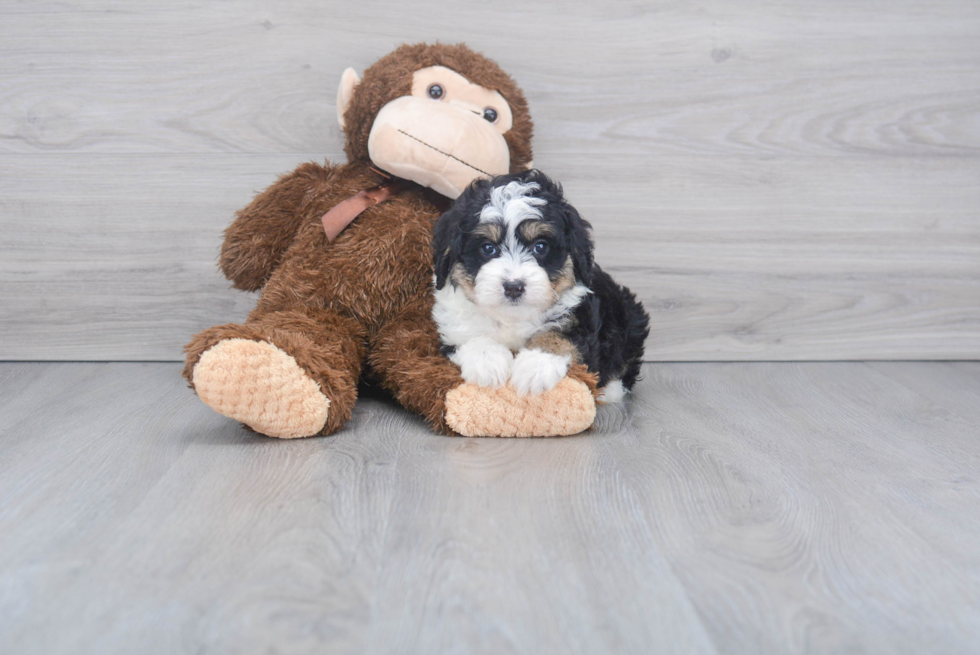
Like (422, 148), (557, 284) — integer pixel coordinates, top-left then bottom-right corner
(432, 170), (649, 398)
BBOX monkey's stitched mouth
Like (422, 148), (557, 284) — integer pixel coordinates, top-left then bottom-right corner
(396, 129), (492, 177)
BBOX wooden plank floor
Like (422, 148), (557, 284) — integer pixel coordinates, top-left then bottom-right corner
(1, 362), (977, 654)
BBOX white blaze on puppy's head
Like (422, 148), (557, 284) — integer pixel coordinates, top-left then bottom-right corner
(478, 180), (543, 227)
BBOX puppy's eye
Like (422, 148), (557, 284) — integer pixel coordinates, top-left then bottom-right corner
(483, 107), (498, 123)
(427, 84), (444, 100)
(481, 242), (499, 257)
(532, 241), (549, 256)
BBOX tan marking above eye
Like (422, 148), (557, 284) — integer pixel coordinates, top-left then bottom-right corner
(518, 220), (557, 242)
(472, 222), (503, 243)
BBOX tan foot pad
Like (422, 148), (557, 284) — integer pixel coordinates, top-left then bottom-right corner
(193, 338), (329, 439)
(444, 377), (596, 437)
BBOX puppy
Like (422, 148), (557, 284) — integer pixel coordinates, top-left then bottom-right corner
(431, 169), (649, 400)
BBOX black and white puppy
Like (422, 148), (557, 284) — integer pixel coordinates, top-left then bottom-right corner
(432, 169), (649, 399)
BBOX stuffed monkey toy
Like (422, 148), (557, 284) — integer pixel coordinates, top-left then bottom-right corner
(183, 43), (598, 438)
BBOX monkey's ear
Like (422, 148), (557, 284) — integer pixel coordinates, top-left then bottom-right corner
(336, 68), (361, 130)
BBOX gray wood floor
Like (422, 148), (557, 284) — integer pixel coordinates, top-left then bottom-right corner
(2, 1), (979, 361)
(1, 362), (978, 654)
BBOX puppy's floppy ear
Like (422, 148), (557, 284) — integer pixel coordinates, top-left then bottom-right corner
(432, 209), (459, 291)
(560, 199), (595, 287)
(432, 178), (489, 289)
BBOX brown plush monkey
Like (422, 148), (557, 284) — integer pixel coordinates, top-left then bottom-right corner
(183, 43), (598, 438)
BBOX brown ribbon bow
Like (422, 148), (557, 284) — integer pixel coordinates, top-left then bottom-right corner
(321, 171), (411, 242)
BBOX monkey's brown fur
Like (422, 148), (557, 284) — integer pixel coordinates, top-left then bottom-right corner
(183, 43), (597, 437)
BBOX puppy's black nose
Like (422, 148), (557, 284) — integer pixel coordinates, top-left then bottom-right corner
(503, 280), (525, 300)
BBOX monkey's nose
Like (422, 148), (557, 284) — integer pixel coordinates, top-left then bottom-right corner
(503, 280), (525, 300)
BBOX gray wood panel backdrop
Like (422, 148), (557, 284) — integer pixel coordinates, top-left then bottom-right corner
(2, 1), (978, 361)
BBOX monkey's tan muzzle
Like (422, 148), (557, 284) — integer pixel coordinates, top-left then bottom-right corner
(367, 97), (511, 199)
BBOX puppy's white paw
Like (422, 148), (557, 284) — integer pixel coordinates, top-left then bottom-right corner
(452, 337), (514, 388)
(510, 348), (571, 395)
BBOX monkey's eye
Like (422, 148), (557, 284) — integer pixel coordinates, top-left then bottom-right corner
(427, 84), (444, 100)
(481, 242), (499, 257)
(532, 240), (549, 256)
(483, 107), (498, 123)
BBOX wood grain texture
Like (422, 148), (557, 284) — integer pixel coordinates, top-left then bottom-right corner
(1, 1), (979, 360)
(2, 1), (978, 157)
(2, 153), (977, 360)
(603, 362), (980, 653)
(1, 362), (978, 653)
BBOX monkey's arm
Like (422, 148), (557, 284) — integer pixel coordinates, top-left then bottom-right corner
(220, 162), (334, 291)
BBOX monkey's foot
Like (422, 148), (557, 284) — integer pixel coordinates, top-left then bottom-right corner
(192, 338), (329, 439)
(444, 375), (596, 437)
